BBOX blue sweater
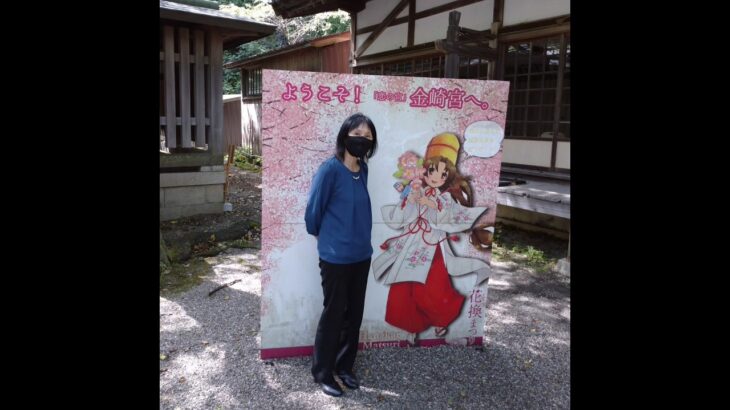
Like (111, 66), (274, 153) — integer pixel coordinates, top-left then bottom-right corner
(304, 157), (373, 264)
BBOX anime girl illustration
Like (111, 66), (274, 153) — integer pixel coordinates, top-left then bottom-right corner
(372, 132), (493, 343)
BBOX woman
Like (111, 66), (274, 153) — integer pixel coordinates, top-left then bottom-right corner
(304, 113), (377, 397)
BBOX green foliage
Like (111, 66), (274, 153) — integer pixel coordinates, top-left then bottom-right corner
(217, 0), (261, 6)
(218, 1), (350, 94)
(491, 223), (568, 274)
(233, 146), (262, 172)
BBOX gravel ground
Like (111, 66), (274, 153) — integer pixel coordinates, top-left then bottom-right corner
(160, 166), (570, 409)
(160, 250), (570, 409)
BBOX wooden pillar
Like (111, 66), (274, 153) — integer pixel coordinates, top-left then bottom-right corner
(349, 12), (357, 68)
(489, 0), (504, 79)
(208, 29), (224, 156)
(550, 34), (567, 171)
(407, 0), (415, 47)
(487, 22), (501, 79)
(444, 11), (460, 79)
(179, 27), (192, 147)
(194, 29), (207, 147)
(163, 25), (177, 148)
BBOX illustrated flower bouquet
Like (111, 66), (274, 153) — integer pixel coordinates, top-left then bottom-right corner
(392, 151), (425, 200)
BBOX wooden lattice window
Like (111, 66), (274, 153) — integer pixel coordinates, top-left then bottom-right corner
(160, 25), (223, 152)
(458, 57), (491, 80)
(502, 34), (570, 141)
(242, 68), (262, 97)
(355, 55), (444, 78)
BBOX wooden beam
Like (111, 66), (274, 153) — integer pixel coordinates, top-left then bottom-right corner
(164, 25), (177, 149)
(455, 35), (492, 50)
(458, 27), (496, 40)
(357, 4), (568, 40)
(499, 22), (570, 43)
(343, 0), (368, 15)
(501, 164), (570, 176)
(501, 15), (570, 34)
(355, 0), (409, 58)
(357, 0), (482, 35)
(159, 152), (224, 169)
(309, 31), (351, 47)
(496, 193), (570, 219)
(159, 5), (276, 36)
(194, 29), (207, 148)
(407, 0), (415, 47)
(436, 39), (498, 60)
(354, 47), (442, 68)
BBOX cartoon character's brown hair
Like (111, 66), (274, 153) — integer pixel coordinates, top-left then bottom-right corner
(422, 156), (473, 206)
(422, 156), (493, 252)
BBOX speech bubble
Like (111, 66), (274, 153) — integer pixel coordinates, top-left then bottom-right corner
(463, 121), (504, 158)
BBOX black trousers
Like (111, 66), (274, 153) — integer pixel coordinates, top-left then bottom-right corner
(311, 257), (371, 383)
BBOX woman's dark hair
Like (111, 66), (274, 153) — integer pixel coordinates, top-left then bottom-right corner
(335, 113), (378, 161)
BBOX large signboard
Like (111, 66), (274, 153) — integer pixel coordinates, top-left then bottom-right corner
(261, 69), (508, 359)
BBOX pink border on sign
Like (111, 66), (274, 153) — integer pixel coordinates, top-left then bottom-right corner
(259, 337), (484, 359)
(261, 345), (314, 360)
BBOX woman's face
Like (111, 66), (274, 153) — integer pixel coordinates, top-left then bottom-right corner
(348, 122), (373, 140)
(425, 161), (449, 188)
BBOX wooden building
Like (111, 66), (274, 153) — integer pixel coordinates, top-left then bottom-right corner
(159, 0), (275, 220)
(271, 0), (571, 259)
(223, 31), (352, 155)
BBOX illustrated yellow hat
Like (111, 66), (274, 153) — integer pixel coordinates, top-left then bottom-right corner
(425, 132), (460, 165)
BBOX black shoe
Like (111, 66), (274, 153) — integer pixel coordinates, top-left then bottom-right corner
(319, 380), (343, 397)
(336, 371), (360, 389)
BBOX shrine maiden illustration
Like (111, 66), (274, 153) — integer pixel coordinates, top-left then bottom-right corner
(372, 132), (494, 344)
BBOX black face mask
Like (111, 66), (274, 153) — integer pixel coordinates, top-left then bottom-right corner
(345, 136), (372, 158)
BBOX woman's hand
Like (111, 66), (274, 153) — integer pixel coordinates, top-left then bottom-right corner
(418, 196), (437, 209)
(407, 189), (421, 204)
